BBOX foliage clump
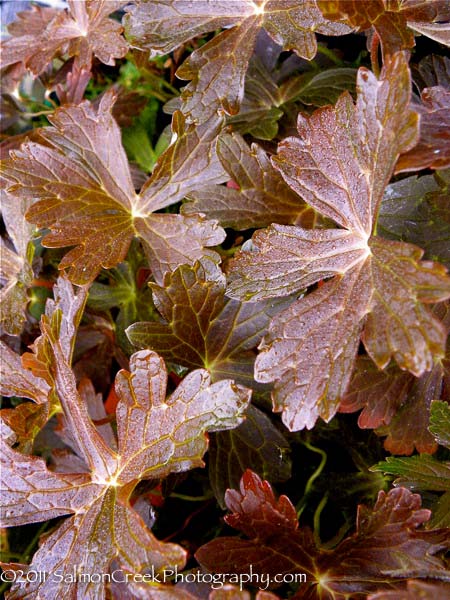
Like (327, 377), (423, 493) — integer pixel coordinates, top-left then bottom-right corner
(1, 1), (449, 598)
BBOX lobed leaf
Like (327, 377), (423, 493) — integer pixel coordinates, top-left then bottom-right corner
(0, 192), (35, 335)
(184, 133), (316, 230)
(127, 260), (291, 387)
(0, 0), (129, 75)
(196, 470), (450, 596)
(1, 95), (227, 285)
(317, 0), (450, 57)
(125, 0), (350, 122)
(227, 53), (450, 431)
(396, 87), (450, 173)
(341, 303), (450, 454)
(371, 455), (450, 493)
(1, 314), (250, 598)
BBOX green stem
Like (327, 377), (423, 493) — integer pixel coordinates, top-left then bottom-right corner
(316, 44), (344, 67)
(169, 492), (214, 502)
(313, 492), (329, 548)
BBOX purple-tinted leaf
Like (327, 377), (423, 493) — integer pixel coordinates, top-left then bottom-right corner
(125, 0), (350, 122)
(1, 95), (227, 285)
(317, 0), (450, 57)
(196, 471), (450, 597)
(0, 341), (49, 404)
(227, 54), (450, 431)
(339, 357), (412, 429)
(184, 134), (316, 230)
(1, 309), (250, 598)
(127, 260), (290, 387)
(396, 87), (450, 172)
(0, 0), (129, 74)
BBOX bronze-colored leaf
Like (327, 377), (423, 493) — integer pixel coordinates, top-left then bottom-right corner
(125, 0), (350, 122)
(396, 87), (450, 173)
(1, 315), (250, 598)
(1, 0), (129, 75)
(228, 54), (450, 431)
(184, 133), (316, 230)
(196, 470), (450, 597)
(317, 0), (450, 57)
(127, 260), (291, 387)
(1, 95), (227, 285)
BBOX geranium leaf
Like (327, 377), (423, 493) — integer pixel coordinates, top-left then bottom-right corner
(1, 191), (35, 335)
(124, 0), (256, 55)
(1, 314), (250, 598)
(209, 405), (291, 508)
(408, 20), (450, 46)
(317, 0), (450, 57)
(127, 260), (291, 387)
(196, 470), (450, 596)
(125, 1), (350, 122)
(396, 87), (450, 172)
(227, 53), (450, 431)
(1, 95), (227, 285)
(0, 341), (49, 405)
(0, 0), (129, 75)
(429, 400), (450, 450)
(376, 364), (443, 455)
(125, 1), (350, 58)
(175, 16), (262, 122)
(368, 580), (450, 600)
(379, 170), (450, 267)
(341, 303), (450, 453)
(371, 455), (450, 492)
(339, 356), (412, 429)
(184, 133), (316, 230)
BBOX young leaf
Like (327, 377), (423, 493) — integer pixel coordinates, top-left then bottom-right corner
(1, 317), (251, 598)
(317, 0), (450, 57)
(184, 133), (316, 230)
(1, 275), (89, 451)
(125, 1), (350, 121)
(196, 470), (450, 597)
(1, 93), (227, 285)
(0, 341), (50, 406)
(0, 0), (129, 75)
(371, 455), (450, 493)
(227, 53), (450, 431)
(127, 260), (291, 387)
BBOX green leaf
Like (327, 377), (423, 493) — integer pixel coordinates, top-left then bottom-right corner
(429, 400), (450, 450)
(371, 455), (450, 492)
